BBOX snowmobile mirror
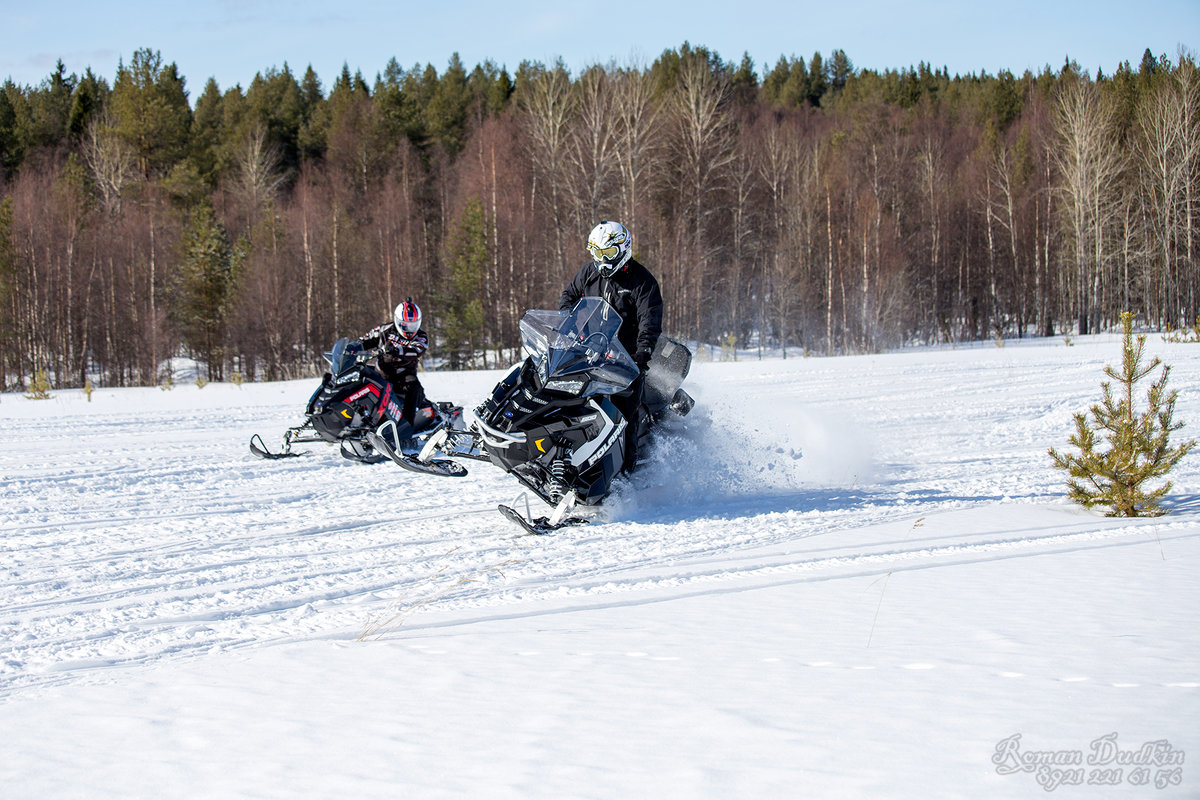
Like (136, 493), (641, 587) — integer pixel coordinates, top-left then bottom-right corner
(580, 332), (609, 364)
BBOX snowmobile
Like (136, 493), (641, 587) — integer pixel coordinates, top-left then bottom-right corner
(417, 297), (695, 533)
(249, 337), (468, 476)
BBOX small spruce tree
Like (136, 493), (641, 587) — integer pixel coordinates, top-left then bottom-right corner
(24, 370), (52, 400)
(1049, 312), (1196, 516)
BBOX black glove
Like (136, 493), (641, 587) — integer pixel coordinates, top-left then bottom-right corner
(634, 350), (652, 371)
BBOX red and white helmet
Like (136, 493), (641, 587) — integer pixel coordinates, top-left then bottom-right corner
(394, 298), (421, 338)
(586, 221), (632, 278)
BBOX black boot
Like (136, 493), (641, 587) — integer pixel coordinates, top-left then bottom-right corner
(622, 408), (648, 473)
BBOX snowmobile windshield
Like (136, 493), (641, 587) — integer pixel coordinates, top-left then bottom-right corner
(327, 338), (365, 377)
(519, 298), (639, 395)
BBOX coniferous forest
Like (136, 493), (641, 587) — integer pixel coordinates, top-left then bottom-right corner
(0, 43), (1197, 390)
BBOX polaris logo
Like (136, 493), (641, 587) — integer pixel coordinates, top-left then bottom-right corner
(347, 386), (373, 401)
(570, 403), (624, 469)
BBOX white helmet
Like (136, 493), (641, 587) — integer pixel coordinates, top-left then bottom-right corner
(586, 220), (632, 278)
(394, 297), (421, 337)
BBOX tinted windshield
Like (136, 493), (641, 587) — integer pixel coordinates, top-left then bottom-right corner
(519, 298), (639, 394)
(326, 338), (364, 376)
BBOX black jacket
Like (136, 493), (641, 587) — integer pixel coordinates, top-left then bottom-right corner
(558, 258), (663, 358)
(360, 324), (428, 381)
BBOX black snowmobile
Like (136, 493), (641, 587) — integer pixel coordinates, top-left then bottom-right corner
(249, 337), (468, 476)
(418, 297), (695, 533)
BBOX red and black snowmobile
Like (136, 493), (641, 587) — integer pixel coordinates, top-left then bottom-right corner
(249, 337), (468, 476)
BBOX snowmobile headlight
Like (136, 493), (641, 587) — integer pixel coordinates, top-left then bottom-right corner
(544, 378), (585, 395)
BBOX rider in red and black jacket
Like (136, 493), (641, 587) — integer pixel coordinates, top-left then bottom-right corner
(360, 298), (429, 426)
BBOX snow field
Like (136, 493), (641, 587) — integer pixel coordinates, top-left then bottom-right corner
(0, 333), (1196, 798)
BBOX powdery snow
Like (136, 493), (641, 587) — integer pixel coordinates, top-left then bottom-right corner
(0, 334), (1196, 798)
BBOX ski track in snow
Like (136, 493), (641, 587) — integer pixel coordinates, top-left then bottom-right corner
(1, 336), (1198, 701)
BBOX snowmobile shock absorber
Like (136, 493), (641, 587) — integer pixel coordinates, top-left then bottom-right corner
(547, 458), (568, 503)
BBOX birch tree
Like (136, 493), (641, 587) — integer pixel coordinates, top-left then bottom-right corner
(520, 61), (575, 271)
(1136, 55), (1200, 327)
(566, 65), (621, 224)
(82, 112), (135, 213)
(611, 65), (663, 237)
(670, 53), (735, 337)
(1053, 78), (1123, 334)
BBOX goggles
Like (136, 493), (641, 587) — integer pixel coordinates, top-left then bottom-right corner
(588, 242), (620, 261)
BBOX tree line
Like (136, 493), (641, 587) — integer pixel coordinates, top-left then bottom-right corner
(0, 43), (1196, 390)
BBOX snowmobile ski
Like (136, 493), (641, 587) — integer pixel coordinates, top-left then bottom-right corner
(365, 431), (469, 477)
(249, 433), (305, 459)
(497, 492), (590, 535)
(498, 504), (589, 535)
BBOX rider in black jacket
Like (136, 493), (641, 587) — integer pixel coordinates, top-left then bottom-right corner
(360, 297), (429, 427)
(559, 221), (663, 470)
(559, 222), (662, 368)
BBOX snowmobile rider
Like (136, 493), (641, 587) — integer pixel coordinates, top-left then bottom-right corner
(559, 220), (663, 469)
(359, 298), (430, 428)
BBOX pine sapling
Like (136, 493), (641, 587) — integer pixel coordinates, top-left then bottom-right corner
(24, 370), (52, 400)
(1049, 312), (1196, 516)
(1163, 318), (1200, 343)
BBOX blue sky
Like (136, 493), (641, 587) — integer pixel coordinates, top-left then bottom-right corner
(2, 0), (1196, 96)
